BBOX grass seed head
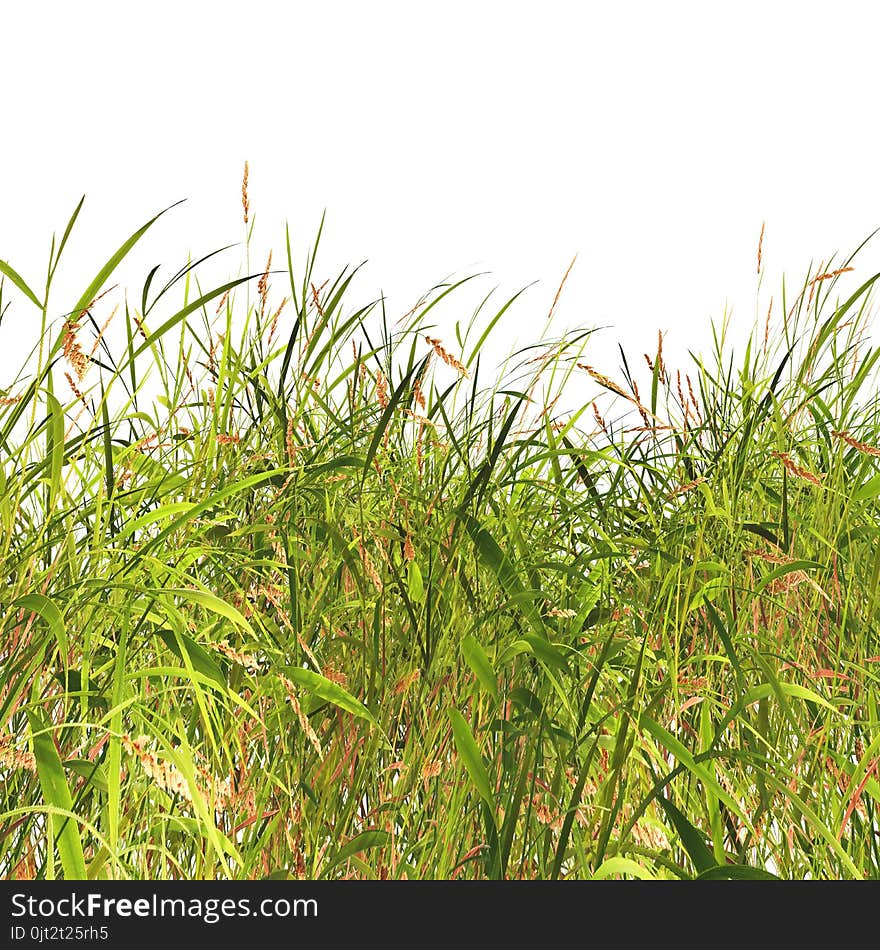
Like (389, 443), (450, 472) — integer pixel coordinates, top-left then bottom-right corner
(357, 535), (383, 593)
(831, 430), (880, 457)
(64, 371), (89, 409)
(809, 266), (854, 286)
(771, 451), (824, 486)
(257, 250), (272, 318)
(268, 296), (288, 344)
(425, 336), (467, 376)
(376, 370), (389, 410)
(580, 364), (629, 400)
(122, 734), (192, 803)
(0, 736), (36, 772)
(62, 320), (89, 381)
(757, 220), (765, 274)
(242, 161), (250, 224)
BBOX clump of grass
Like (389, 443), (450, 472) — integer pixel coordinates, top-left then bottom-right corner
(0, 180), (879, 880)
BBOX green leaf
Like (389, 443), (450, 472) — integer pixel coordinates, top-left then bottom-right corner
(753, 560), (823, 597)
(714, 681), (839, 741)
(163, 587), (254, 637)
(0, 258), (42, 308)
(51, 202), (182, 362)
(156, 629), (227, 688)
(14, 593), (67, 659)
(447, 708), (496, 815)
(113, 502), (194, 542)
(362, 357), (429, 484)
(593, 856), (658, 880)
(132, 274), (258, 358)
(521, 633), (569, 674)
(639, 714), (749, 826)
(28, 711), (87, 879)
(464, 515), (545, 637)
(657, 793), (716, 875)
(49, 195), (86, 285)
(164, 814), (240, 860)
(65, 759), (109, 794)
(461, 635), (499, 701)
(407, 560), (424, 602)
(323, 830), (391, 875)
(137, 469), (286, 556)
(496, 639), (534, 666)
(282, 666), (379, 727)
(854, 472), (880, 502)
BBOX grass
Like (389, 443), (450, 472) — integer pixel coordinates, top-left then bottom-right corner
(1, 181), (879, 880)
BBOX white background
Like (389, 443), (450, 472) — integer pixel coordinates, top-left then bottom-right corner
(2, 1), (879, 386)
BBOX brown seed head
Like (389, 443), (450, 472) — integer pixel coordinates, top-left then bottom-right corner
(89, 304), (119, 358)
(421, 760), (442, 781)
(242, 161), (250, 224)
(268, 296), (288, 344)
(321, 663), (348, 688)
(425, 336), (467, 376)
(771, 451), (824, 486)
(64, 371), (89, 409)
(548, 254), (577, 323)
(757, 221), (765, 275)
(591, 401), (608, 436)
(62, 320), (89, 381)
(0, 736), (36, 772)
(357, 535), (383, 593)
(579, 364), (629, 400)
(763, 296), (773, 355)
(215, 289), (231, 315)
(831, 430), (880, 457)
(209, 640), (260, 674)
(279, 679), (324, 760)
(393, 668), (421, 695)
(745, 548), (796, 565)
(310, 281), (326, 318)
(809, 266), (854, 287)
(376, 370), (389, 410)
(668, 476), (705, 497)
(257, 250), (272, 318)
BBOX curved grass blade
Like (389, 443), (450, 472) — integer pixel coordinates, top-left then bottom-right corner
(51, 201), (184, 361)
(447, 708), (495, 816)
(322, 830), (391, 877)
(657, 793), (716, 876)
(593, 856), (658, 880)
(27, 711), (87, 879)
(461, 635), (498, 701)
(155, 629), (227, 689)
(464, 514), (545, 638)
(162, 587), (255, 637)
(282, 666), (379, 728)
(14, 593), (68, 660)
(0, 258), (41, 308)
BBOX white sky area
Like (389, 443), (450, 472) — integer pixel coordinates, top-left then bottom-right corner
(2, 1), (880, 406)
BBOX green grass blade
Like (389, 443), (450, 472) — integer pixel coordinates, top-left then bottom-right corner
(27, 711), (87, 879)
(448, 707), (496, 817)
